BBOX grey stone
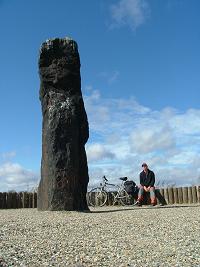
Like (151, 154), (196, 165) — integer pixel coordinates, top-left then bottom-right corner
(37, 37), (89, 211)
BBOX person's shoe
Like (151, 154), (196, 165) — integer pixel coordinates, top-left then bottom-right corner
(151, 203), (156, 206)
(134, 201), (142, 207)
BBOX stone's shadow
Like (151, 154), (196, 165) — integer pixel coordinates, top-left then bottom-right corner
(89, 204), (200, 214)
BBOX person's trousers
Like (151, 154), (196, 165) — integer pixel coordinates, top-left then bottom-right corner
(137, 186), (156, 204)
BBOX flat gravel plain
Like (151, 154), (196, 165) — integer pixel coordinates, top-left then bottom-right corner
(0, 205), (200, 267)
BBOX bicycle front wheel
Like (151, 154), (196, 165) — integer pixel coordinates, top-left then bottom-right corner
(118, 189), (133, 206)
(87, 188), (108, 207)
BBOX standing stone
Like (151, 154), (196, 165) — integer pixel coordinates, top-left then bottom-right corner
(37, 37), (89, 211)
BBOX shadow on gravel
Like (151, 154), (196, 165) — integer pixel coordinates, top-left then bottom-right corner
(89, 204), (200, 214)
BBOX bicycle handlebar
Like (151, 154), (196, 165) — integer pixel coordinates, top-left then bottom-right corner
(103, 175), (108, 182)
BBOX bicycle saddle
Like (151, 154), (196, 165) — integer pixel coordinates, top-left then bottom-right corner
(119, 177), (127, 181)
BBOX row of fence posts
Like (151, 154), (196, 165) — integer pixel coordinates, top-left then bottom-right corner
(157, 186), (200, 205)
(0, 192), (37, 209)
(0, 186), (200, 209)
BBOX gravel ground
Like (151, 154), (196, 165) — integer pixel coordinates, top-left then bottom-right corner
(0, 205), (200, 267)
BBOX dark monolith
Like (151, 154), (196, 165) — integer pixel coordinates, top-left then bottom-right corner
(37, 37), (89, 211)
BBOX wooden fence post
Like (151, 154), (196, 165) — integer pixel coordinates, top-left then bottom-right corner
(18, 192), (23, 208)
(29, 193), (33, 208)
(22, 192), (29, 208)
(90, 192), (95, 207)
(7, 192), (13, 209)
(188, 187), (193, 204)
(3, 192), (7, 208)
(173, 188), (178, 204)
(0, 192), (3, 209)
(168, 187), (174, 204)
(177, 187), (183, 204)
(196, 186), (200, 203)
(12, 192), (17, 209)
(160, 188), (166, 205)
(33, 192), (37, 208)
(163, 188), (169, 204)
(182, 187), (188, 204)
(191, 186), (197, 203)
(106, 192), (112, 206)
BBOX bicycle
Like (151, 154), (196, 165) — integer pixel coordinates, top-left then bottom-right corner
(87, 176), (138, 207)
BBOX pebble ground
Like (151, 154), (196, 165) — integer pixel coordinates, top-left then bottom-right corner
(0, 205), (200, 267)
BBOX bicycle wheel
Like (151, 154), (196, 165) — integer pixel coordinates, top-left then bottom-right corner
(87, 187), (108, 207)
(118, 189), (134, 206)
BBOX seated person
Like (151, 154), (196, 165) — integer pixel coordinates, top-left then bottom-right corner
(136, 163), (157, 206)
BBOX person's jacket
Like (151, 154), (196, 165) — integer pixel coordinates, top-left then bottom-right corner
(139, 169), (155, 187)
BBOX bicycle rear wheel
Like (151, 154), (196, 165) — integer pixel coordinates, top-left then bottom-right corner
(118, 189), (134, 206)
(87, 187), (108, 207)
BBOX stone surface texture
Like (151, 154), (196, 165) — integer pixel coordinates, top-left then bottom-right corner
(38, 37), (89, 211)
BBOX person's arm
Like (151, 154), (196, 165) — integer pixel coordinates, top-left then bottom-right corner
(150, 171), (155, 187)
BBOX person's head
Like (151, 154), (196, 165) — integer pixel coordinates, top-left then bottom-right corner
(142, 163), (148, 172)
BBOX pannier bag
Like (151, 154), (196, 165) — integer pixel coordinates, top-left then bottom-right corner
(124, 180), (136, 194)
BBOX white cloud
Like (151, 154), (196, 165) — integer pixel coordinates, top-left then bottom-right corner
(130, 126), (175, 153)
(168, 151), (199, 165)
(0, 162), (39, 192)
(85, 90), (150, 135)
(170, 109), (200, 135)
(110, 0), (150, 31)
(84, 87), (200, 187)
(86, 143), (115, 162)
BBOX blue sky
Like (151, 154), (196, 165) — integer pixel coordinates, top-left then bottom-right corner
(0, 0), (200, 191)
